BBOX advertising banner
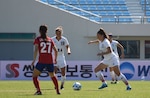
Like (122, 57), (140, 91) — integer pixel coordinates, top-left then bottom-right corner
(0, 60), (150, 80)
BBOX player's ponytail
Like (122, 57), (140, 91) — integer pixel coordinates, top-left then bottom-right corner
(39, 25), (48, 41)
(97, 28), (109, 39)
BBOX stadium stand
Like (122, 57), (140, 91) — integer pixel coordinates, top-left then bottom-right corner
(140, 0), (150, 22)
(40, 0), (150, 23)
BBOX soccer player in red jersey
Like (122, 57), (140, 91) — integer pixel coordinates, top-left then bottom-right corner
(31, 25), (60, 95)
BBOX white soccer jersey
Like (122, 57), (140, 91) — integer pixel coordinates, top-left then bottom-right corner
(52, 36), (69, 57)
(110, 40), (119, 56)
(99, 38), (119, 67)
(99, 38), (114, 60)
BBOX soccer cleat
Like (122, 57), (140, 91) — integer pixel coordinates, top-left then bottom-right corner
(111, 80), (118, 84)
(57, 92), (61, 95)
(34, 91), (42, 95)
(114, 81), (118, 84)
(126, 86), (132, 90)
(60, 86), (64, 90)
(111, 81), (115, 84)
(98, 83), (108, 89)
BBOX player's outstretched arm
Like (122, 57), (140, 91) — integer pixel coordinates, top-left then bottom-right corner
(88, 39), (99, 44)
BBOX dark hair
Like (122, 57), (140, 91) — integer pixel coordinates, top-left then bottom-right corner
(97, 28), (109, 39)
(39, 25), (48, 39)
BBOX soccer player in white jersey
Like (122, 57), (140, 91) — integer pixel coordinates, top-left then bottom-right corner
(108, 33), (125, 84)
(88, 28), (131, 90)
(52, 26), (71, 90)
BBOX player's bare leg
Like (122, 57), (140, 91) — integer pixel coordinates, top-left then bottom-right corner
(60, 67), (66, 90)
(32, 68), (42, 95)
(54, 66), (59, 74)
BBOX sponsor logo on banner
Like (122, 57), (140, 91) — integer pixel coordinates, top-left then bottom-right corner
(120, 61), (150, 80)
(138, 64), (150, 77)
(120, 62), (135, 80)
(6, 63), (19, 78)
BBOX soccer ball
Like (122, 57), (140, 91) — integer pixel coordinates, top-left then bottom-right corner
(141, 76), (145, 80)
(72, 82), (82, 90)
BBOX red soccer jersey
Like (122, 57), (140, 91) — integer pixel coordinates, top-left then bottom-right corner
(34, 36), (54, 64)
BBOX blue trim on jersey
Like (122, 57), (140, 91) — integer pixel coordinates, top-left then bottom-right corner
(35, 63), (54, 72)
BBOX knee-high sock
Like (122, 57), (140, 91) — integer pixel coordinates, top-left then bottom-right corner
(110, 71), (115, 81)
(95, 71), (106, 83)
(33, 77), (40, 92)
(61, 75), (66, 86)
(118, 73), (129, 86)
(51, 76), (59, 93)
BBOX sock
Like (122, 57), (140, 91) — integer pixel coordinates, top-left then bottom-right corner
(61, 75), (66, 87)
(33, 77), (40, 92)
(51, 76), (60, 93)
(115, 74), (118, 81)
(110, 71), (115, 81)
(95, 71), (106, 83)
(118, 73), (129, 86)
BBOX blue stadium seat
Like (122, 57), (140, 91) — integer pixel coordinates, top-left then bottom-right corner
(101, 18), (116, 22)
(102, 1), (110, 4)
(117, 1), (125, 4)
(58, 5), (66, 9)
(97, 6), (105, 10)
(110, 1), (118, 4)
(72, 11), (83, 15)
(105, 6), (113, 10)
(113, 6), (120, 10)
(140, 0), (149, 4)
(80, 5), (89, 10)
(120, 6), (128, 10)
(119, 18), (132, 22)
(122, 11), (130, 16)
(94, 0), (103, 4)
(88, 5), (97, 11)
(41, 0), (133, 23)
(86, 0), (96, 4)
(146, 11), (150, 16)
(115, 11), (123, 16)
(62, 0), (70, 4)
(100, 11), (107, 16)
(69, 1), (79, 5)
(107, 11), (115, 16)
(147, 18), (150, 22)
(47, 0), (57, 4)
(79, 0), (87, 4)
(92, 11), (100, 15)
(41, 0), (48, 3)
(89, 17), (101, 22)
(65, 6), (76, 10)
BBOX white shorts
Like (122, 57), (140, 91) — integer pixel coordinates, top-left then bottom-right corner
(54, 56), (66, 69)
(100, 55), (120, 67)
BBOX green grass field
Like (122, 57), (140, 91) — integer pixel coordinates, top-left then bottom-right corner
(0, 80), (149, 98)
